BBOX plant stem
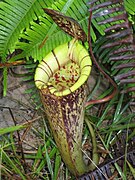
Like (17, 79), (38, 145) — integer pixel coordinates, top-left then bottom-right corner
(85, 117), (99, 170)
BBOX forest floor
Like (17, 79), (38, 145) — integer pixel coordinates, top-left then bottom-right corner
(0, 65), (107, 129)
(0, 65), (134, 179)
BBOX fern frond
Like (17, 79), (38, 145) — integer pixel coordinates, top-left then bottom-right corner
(0, 0), (53, 61)
(0, 0), (134, 63)
(124, 0), (135, 15)
(90, 0), (135, 104)
(15, 0), (92, 61)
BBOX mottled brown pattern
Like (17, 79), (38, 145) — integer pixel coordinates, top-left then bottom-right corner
(40, 84), (88, 176)
(44, 8), (87, 42)
(49, 61), (80, 92)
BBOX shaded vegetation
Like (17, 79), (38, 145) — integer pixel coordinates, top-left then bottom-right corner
(0, 0), (135, 179)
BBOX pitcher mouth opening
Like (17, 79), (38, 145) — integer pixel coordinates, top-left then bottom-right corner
(34, 39), (92, 96)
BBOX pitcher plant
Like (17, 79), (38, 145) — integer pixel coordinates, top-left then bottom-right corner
(34, 9), (99, 177)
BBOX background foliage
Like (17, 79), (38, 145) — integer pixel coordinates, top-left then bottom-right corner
(0, 0), (135, 179)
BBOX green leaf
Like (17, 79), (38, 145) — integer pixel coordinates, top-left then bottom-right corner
(0, 124), (28, 136)
(45, 144), (54, 179)
(124, 0), (135, 15)
(113, 94), (124, 123)
(15, 0), (96, 61)
(1, 150), (26, 180)
(53, 150), (61, 180)
(126, 160), (135, 178)
(0, 0), (53, 61)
